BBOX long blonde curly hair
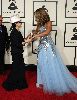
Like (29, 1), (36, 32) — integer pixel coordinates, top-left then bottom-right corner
(34, 6), (50, 27)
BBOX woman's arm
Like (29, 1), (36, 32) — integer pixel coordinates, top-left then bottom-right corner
(33, 21), (52, 38)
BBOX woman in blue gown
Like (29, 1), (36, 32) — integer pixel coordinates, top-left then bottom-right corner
(31, 6), (77, 95)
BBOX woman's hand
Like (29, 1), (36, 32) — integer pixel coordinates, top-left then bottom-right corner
(25, 33), (32, 40)
(22, 37), (33, 45)
(32, 34), (38, 40)
(25, 36), (32, 43)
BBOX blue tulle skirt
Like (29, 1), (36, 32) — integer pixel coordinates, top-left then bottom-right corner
(37, 42), (77, 95)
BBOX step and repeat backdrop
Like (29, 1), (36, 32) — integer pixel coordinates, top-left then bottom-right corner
(0, 0), (77, 65)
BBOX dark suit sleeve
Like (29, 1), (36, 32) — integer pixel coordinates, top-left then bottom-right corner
(10, 31), (23, 49)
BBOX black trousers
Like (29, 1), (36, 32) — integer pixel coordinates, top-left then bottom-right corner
(2, 53), (28, 90)
(0, 50), (5, 73)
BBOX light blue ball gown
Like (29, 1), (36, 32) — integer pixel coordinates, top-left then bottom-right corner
(36, 26), (77, 95)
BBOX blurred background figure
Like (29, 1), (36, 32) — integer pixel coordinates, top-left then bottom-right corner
(0, 15), (9, 74)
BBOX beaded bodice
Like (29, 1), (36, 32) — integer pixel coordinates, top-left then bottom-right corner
(37, 26), (56, 56)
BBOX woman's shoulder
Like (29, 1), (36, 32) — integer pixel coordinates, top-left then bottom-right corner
(44, 21), (52, 30)
(46, 21), (52, 25)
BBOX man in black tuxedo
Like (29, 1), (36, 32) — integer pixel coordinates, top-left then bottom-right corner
(0, 15), (9, 74)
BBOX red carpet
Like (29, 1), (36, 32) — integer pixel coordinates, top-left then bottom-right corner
(0, 70), (77, 100)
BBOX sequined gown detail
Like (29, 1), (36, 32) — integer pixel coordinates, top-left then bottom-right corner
(37, 26), (77, 95)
